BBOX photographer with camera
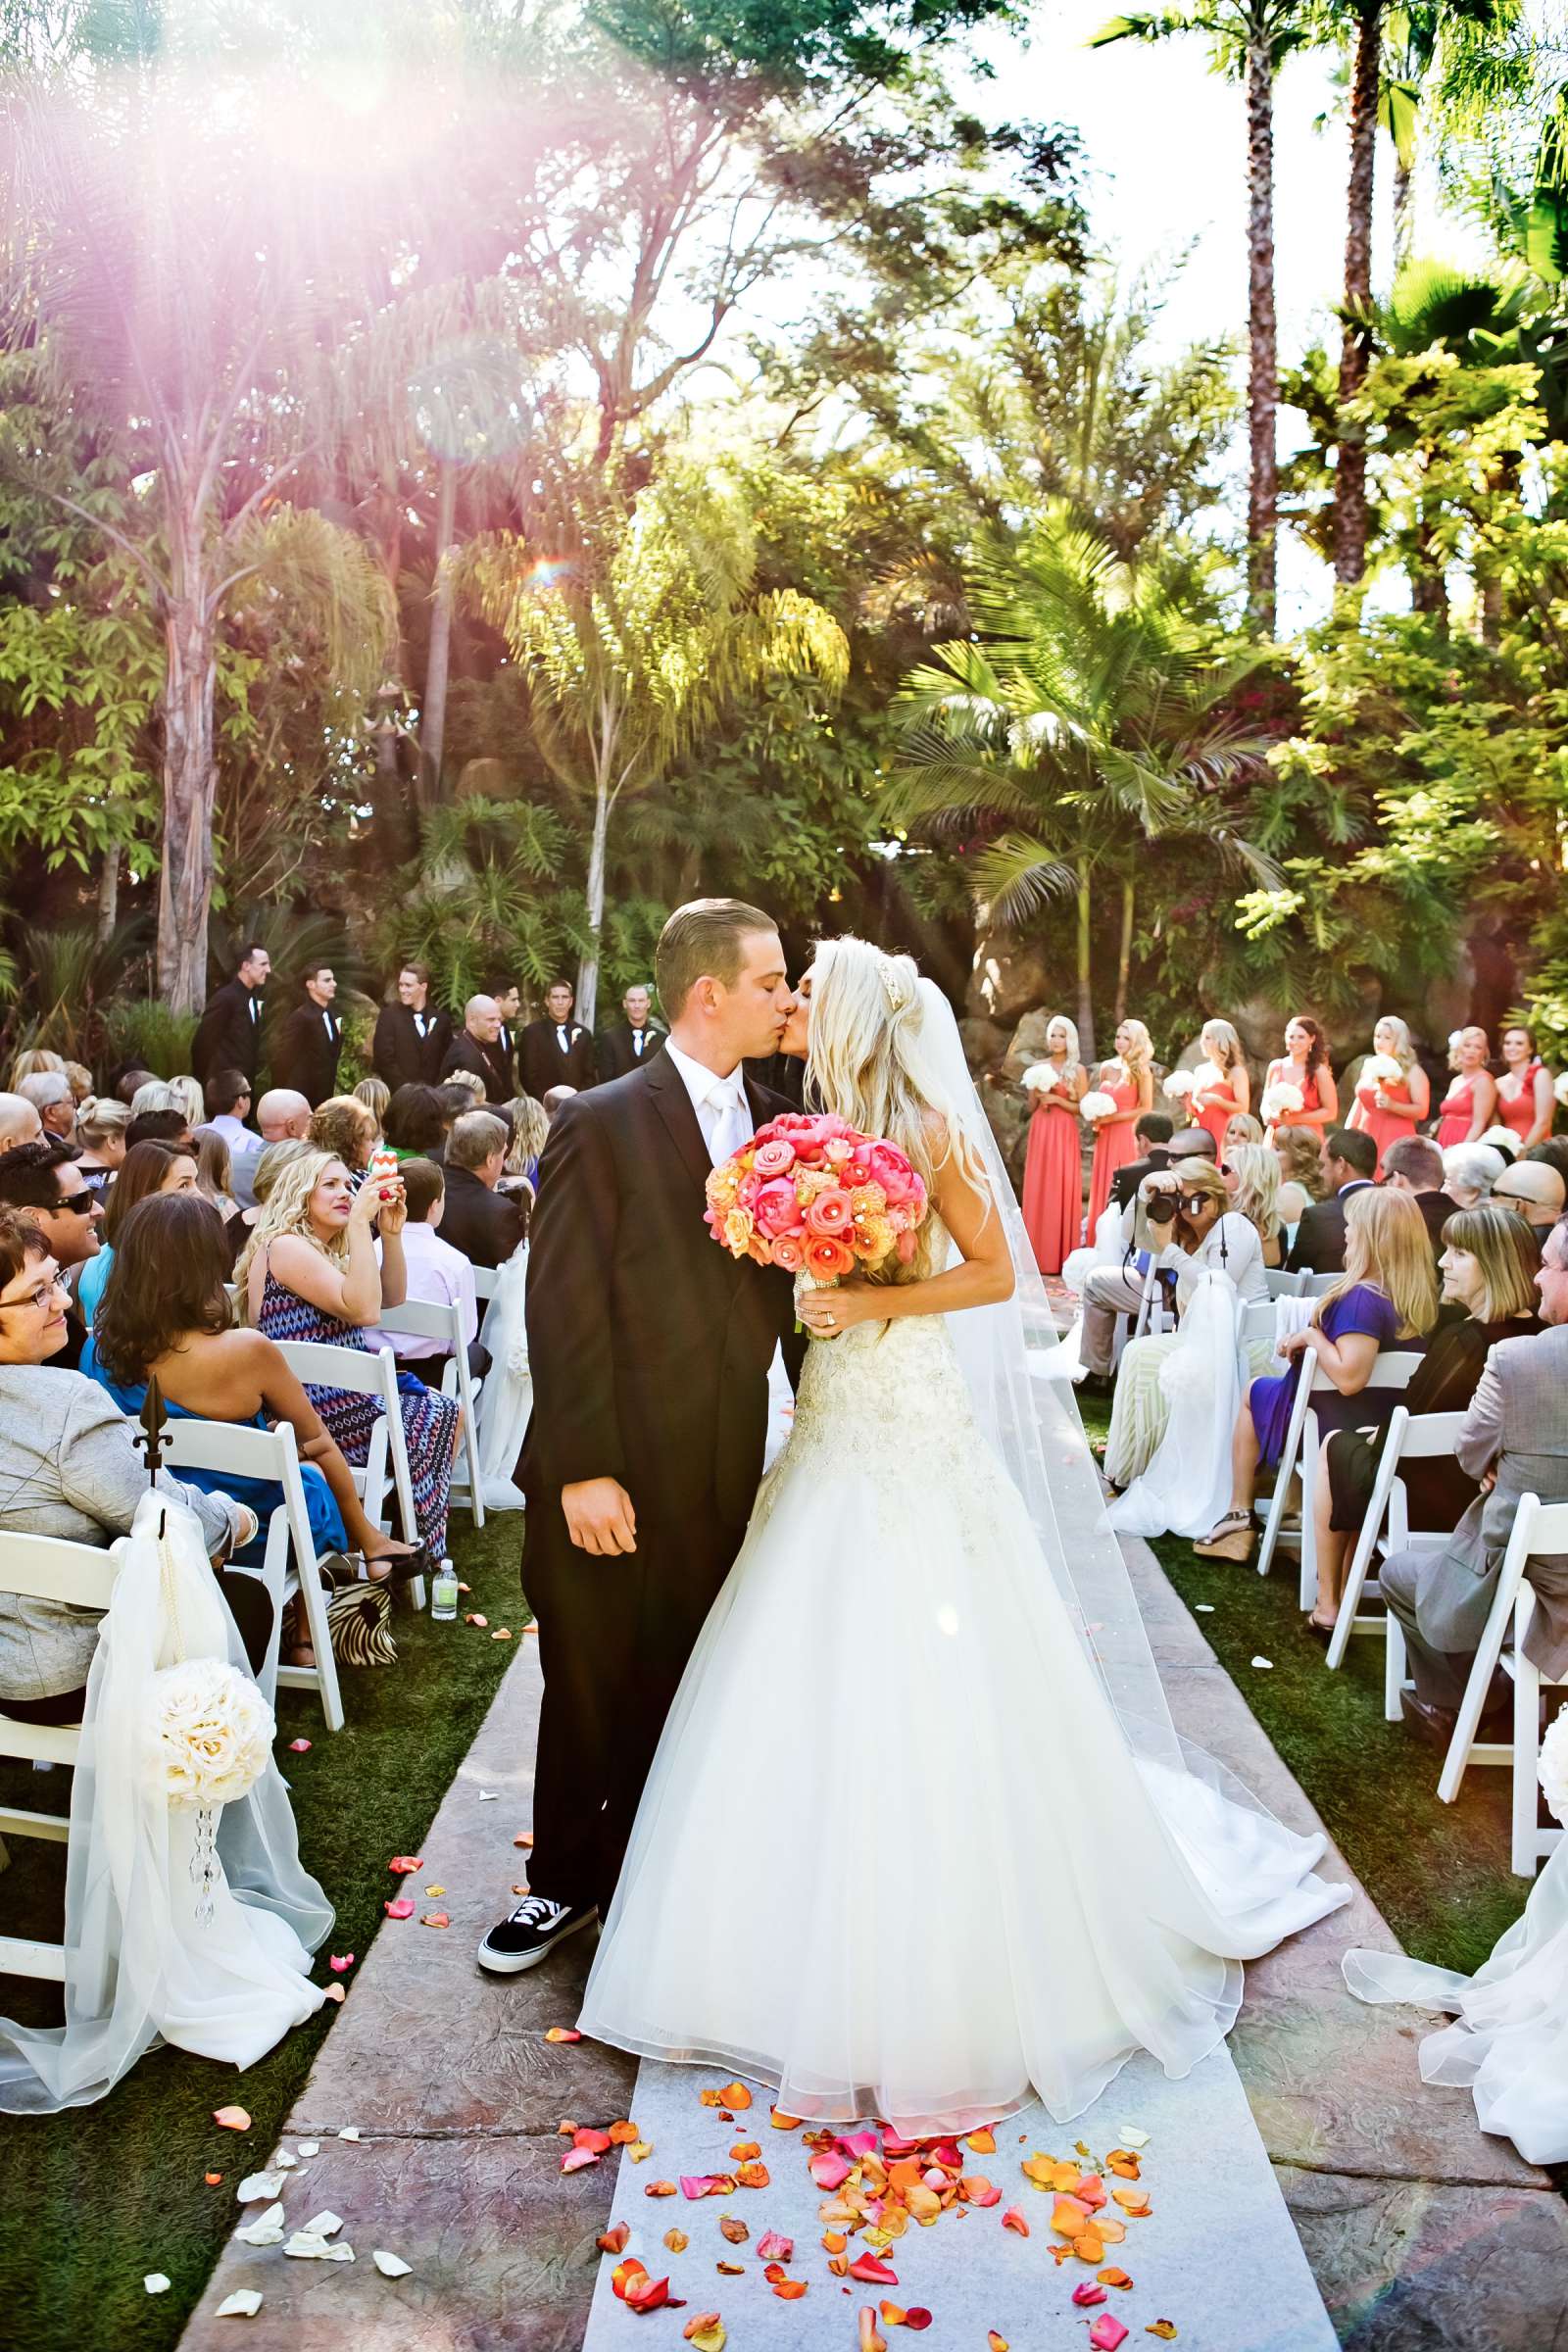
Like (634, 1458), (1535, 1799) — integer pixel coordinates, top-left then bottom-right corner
(1101, 1157), (1270, 1488)
(1077, 1155), (1266, 1398)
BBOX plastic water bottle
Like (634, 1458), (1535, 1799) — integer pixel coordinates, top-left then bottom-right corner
(430, 1557), (459, 1622)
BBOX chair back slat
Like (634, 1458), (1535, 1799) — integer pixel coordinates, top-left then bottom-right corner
(0, 1528), (121, 1611)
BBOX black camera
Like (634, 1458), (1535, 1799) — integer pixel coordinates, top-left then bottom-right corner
(1145, 1191), (1178, 1224)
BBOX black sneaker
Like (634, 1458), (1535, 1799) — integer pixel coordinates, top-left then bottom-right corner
(476, 1893), (597, 1975)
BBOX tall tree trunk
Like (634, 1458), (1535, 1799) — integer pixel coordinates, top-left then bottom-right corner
(95, 845), (121, 944)
(157, 592), (220, 1017)
(1245, 34), (1278, 637)
(421, 460), (459, 802)
(1335, 0), (1383, 589)
(577, 775), (612, 1032)
(1074, 859), (1095, 1066)
(1393, 155), (1414, 263)
(1115, 874), (1136, 1025)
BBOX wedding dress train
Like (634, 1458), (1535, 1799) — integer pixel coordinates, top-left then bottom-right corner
(578, 1298), (1348, 2132)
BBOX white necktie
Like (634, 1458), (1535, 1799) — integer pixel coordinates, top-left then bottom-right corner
(415, 1013), (428, 1037)
(322, 1010), (333, 1039)
(248, 997), (258, 1024)
(557, 1026), (568, 1052)
(633, 1031), (644, 1057)
(707, 1076), (750, 1169)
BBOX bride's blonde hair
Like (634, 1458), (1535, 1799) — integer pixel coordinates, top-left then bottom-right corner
(806, 937), (990, 1275)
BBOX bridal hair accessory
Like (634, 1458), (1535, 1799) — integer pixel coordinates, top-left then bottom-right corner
(703, 1111), (927, 1279)
(879, 956), (911, 1013)
(1079, 1090), (1117, 1123)
(1161, 1067), (1196, 1100)
(1261, 1081), (1304, 1123)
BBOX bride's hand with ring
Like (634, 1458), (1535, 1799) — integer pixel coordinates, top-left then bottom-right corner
(800, 1279), (880, 1339)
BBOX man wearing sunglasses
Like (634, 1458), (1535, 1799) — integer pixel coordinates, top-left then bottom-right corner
(0, 1140), (105, 1370)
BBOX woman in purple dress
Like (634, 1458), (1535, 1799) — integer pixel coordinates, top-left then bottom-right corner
(1193, 1188), (1440, 1564)
(236, 1150), (461, 1561)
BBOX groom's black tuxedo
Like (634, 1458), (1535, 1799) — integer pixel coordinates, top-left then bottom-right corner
(518, 1050), (803, 1916)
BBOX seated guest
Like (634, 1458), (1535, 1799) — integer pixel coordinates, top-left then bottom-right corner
(1273, 1123), (1325, 1219)
(1196, 1187), (1439, 1562)
(205, 1066), (255, 1142)
(1310, 1204), (1544, 1635)
(64, 1059), (93, 1106)
(256, 1087), (313, 1147)
(1102, 1158), (1270, 1488)
(308, 1093), (378, 1176)
(1224, 1112), (1265, 1152)
(1168, 1125), (1218, 1161)
(502, 1095), (549, 1196)
(0, 1092), (43, 1151)
(1492, 1157), (1567, 1236)
(113, 1065), (155, 1106)
(86, 1194), (419, 1624)
(193, 1125), (239, 1219)
(438, 1110), (529, 1268)
(0, 1140), (107, 1369)
(1226, 1142), (1286, 1268)
(128, 1079), (184, 1120)
(223, 1135), (311, 1275)
(0, 1209), (263, 1724)
(353, 1076), (391, 1129)
(76, 1137), (198, 1329)
(1525, 1137), (1568, 1189)
(74, 1097), (130, 1195)
(237, 1151), (461, 1562)
(18, 1071), (76, 1142)
(126, 1105), (192, 1153)
(169, 1075), (206, 1131)
(543, 1084), (577, 1121)
(1383, 1132), (1454, 1257)
(385, 1083), (448, 1162)
(1286, 1126), (1378, 1273)
(1443, 1140), (1506, 1210)
(7, 1049), (65, 1089)
(1381, 1215), (1568, 1744)
(377, 1157), (488, 1384)
(1111, 1112), (1175, 1212)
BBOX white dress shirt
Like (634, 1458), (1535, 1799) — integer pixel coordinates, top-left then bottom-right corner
(211, 1112), (257, 1153)
(662, 1038), (754, 1167)
(1154, 1210), (1268, 1307)
(376, 1220), (478, 1358)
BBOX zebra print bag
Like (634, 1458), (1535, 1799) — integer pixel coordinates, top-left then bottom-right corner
(284, 1567), (398, 1669)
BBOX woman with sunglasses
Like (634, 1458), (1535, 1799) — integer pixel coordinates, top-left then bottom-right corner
(1103, 1158), (1269, 1492)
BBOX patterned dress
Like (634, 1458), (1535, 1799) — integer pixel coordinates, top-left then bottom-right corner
(256, 1259), (459, 1556)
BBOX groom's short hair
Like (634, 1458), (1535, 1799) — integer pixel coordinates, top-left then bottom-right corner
(656, 898), (776, 1022)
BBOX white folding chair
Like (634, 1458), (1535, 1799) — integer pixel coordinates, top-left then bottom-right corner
(1437, 1495), (1568, 1874)
(271, 1339), (426, 1610)
(1256, 1349), (1425, 1609)
(1265, 1268), (1308, 1300)
(376, 1298), (485, 1530)
(1301, 1271), (1341, 1298)
(157, 1416), (343, 1732)
(469, 1262), (501, 1304)
(0, 1530), (121, 1981)
(1328, 1406), (1467, 1688)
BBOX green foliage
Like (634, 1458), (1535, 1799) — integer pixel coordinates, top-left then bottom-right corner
(96, 997), (197, 1078)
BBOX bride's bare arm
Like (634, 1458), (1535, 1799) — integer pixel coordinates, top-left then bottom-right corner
(797, 1118), (1014, 1336)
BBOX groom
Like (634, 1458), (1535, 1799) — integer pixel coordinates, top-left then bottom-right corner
(478, 900), (805, 1974)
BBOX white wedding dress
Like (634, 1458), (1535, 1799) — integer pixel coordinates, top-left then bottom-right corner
(577, 985), (1348, 2132)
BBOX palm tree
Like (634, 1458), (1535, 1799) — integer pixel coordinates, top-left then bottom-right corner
(1092, 3), (1323, 636)
(463, 466), (849, 1027)
(885, 509), (1278, 1061)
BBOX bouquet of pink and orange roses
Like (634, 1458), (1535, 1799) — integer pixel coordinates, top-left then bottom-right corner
(704, 1111), (928, 1279)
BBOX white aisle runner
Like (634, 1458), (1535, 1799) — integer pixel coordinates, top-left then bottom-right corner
(581, 2040), (1337, 2352)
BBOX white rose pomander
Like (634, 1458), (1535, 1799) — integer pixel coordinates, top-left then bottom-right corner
(1080, 1090), (1118, 1122)
(145, 1657), (274, 1809)
(1362, 1053), (1403, 1085)
(1161, 1067), (1196, 1100)
(1540, 1707), (1568, 1830)
(1021, 1063), (1057, 1092)
(1262, 1081), (1304, 1123)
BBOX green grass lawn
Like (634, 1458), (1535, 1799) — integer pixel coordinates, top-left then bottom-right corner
(1074, 1389), (1524, 1979)
(0, 1506), (524, 2352)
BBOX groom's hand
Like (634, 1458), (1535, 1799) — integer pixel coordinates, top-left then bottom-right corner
(562, 1477), (638, 1556)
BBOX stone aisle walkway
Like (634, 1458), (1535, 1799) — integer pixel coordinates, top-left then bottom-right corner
(181, 1544), (1568, 2352)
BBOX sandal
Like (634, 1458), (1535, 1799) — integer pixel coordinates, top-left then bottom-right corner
(357, 1546), (434, 1588)
(1306, 1614), (1337, 1643)
(1194, 1511), (1256, 1562)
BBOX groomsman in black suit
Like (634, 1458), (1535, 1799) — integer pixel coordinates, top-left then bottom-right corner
(478, 900), (802, 1975)
(192, 942), (270, 1086)
(372, 962), (453, 1092)
(598, 982), (665, 1079)
(273, 964), (343, 1108)
(441, 995), (514, 1102)
(518, 980), (597, 1097)
(490, 980), (521, 1097)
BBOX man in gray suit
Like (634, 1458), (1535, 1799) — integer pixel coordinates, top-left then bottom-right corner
(1383, 1214), (1568, 1744)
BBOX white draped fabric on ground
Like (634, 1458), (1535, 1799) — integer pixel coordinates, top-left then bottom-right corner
(578, 981), (1348, 2132)
(0, 1494), (330, 2114)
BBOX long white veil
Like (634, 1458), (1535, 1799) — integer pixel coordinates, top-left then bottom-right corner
(906, 977), (1274, 1812)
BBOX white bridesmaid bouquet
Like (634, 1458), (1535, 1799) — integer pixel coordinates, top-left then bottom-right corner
(1021, 1062), (1060, 1092)
(1079, 1090), (1118, 1123)
(1262, 1081), (1304, 1122)
(1161, 1068), (1196, 1100)
(144, 1657), (274, 1808)
(1362, 1054), (1403, 1086)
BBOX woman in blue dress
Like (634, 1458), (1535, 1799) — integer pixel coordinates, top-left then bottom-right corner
(1194, 1187), (1440, 1565)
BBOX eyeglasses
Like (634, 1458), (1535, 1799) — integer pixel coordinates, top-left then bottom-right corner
(0, 1270), (69, 1313)
(1178, 1195), (1214, 1216)
(52, 1192), (99, 1216)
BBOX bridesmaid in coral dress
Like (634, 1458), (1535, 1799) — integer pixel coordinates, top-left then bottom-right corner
(1189, 1018), (1250, 1154)
(1086, 1018), (1154, 1238)
(1020, 1014), (1086, 1273)
(1347, 1015), (1430, 1177)
(1436, 1026), (1497, 1152)
(1262, 1014), (1338, 1144)
(1497, 1024), (1553, 1151)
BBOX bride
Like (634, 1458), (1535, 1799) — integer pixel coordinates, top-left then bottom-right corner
(576, 939), (1348, 2131)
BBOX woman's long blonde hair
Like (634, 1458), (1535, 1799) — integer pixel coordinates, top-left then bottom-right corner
(807, 938), (989, 1276)
(1200, 1018), (1244, 1074)
(1227, 1142), (1281, 1240)
(1316, 1187), (1439, 1337)
(1041, 1013), (1081, 1080)
(1112, 1018), (1153, 1080)
(233, 1148), (347, 1302)
(505, 1095), (550, 1175)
